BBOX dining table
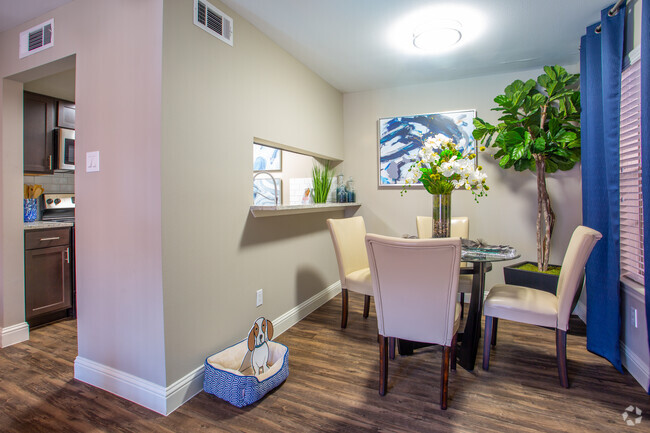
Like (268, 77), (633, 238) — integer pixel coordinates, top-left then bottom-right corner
(398, 245), (520, 371)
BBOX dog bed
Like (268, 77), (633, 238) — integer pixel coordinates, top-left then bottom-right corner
(204, 339), (289, 407)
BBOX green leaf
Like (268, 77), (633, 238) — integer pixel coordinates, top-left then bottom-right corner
(499, 154), (511, 168)
(555, 131), (577, 143)
(511, 145), (525, 160)
(533, 137), (546, 152)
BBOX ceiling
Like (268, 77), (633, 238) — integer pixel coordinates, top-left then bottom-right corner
(0, 0), (73, 33)
(0, 0), (615, 93)
(220, 0), (615, 93)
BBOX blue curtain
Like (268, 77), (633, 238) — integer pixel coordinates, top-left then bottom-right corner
(580, 3), (625, 372)
(642, 0), (650, 358)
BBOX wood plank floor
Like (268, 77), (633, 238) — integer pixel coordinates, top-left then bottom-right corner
(0, 292), (648, 432)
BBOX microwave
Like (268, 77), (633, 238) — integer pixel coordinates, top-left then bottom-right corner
(55, 128), (75, 171)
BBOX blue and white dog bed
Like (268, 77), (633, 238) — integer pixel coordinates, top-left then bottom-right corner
(204, 339), (289, 407)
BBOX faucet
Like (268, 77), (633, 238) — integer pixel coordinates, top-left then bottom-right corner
(253, 171), (279, 206)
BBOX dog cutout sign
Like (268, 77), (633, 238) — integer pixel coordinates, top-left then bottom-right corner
(239, 317), (274, 375)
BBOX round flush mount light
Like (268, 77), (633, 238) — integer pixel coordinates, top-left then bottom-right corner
(413, 21), (462, 51)
(389, 5), (485, 55)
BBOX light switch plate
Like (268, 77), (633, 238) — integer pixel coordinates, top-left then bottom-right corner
(86, 151), (100, 172)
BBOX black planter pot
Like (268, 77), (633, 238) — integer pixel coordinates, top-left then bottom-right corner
(503, 261), (584, 312)
(503, 261), (560, 295)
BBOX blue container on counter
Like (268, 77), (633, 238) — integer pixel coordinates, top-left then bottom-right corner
(24, 199), (38, 222)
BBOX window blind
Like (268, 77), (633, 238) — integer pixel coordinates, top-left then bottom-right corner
(619, 59), (644, 285)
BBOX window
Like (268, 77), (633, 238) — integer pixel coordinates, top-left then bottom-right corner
(619, 58), (644, 286)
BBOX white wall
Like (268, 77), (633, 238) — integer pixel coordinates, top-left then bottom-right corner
(0, 0), (167, 386)
(343, 66), (583, 291)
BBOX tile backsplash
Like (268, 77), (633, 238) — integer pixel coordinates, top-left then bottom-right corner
(24, 172), (74, 194)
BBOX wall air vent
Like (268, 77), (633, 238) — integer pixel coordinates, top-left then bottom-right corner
(194, 0), (233, 46)
(19, 19), (54, 59)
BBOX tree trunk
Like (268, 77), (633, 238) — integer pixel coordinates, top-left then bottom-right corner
(534, 156), (555, 272)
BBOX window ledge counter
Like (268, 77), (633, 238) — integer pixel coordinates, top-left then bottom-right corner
(250, 203), (361, 217)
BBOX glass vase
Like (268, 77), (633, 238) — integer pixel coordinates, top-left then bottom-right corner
(432, 194), (451, 238)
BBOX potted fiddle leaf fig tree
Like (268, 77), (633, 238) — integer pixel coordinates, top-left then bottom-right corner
(472, 65), (581, 292)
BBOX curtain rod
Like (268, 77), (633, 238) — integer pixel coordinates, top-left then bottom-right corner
(595, 0), (626, 33)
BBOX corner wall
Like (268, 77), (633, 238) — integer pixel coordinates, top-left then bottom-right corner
(160, 0), (344, 384)
(0, 0), (167, 393)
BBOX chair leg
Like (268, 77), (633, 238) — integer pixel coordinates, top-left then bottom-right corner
(556, 329), (569, 388)
(388, 337), (396, 360)
(341, 289), (349, 328)
(440, 346), (450, 410)
(491, 317), (498, 346)
(379, 336), (388, 396)
(450, 333), (457, 371)
(460, 293), (465, 319)
(363, 295), (371, 318)
(483, 316), (493, 371)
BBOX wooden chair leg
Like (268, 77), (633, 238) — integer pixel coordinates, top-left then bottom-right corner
(556, 329), (569, 388)
(491, 317), (498, 346)
(440, 346), (450, 410)
(388, 337), (395, 360)
(450, 333), (457, 371)
(379, 336), (388, 396)
(341, 289), (349, 328)
(363, 295), (371, 318)
(460, 293), (465, 319)
(483, 316), (493, 371)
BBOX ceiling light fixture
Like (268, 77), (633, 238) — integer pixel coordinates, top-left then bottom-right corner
(413, 20), (462, 52)
(389, 5), (485, 55)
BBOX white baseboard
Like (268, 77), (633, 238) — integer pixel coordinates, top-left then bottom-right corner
(73, 282), (341, 415)
(1, 322), (29, 348)
(74, 357), (204, 415)
(621, 341), (650, 392)
(272, 281), (341, 337)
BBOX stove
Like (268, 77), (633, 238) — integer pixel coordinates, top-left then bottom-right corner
(41, 193), (75, 223)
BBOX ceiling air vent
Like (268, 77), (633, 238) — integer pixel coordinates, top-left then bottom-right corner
(194, 0), (233, 46)
(19, 19), (54, 59)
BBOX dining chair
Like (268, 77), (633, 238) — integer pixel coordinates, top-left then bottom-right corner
(416, 216), (472, 318)
(481, 225), (602, 387)
(327, 216), (373, 328)
(365, 234), (462, 410)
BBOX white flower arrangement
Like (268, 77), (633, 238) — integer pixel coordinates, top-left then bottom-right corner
(402, 134), (488, 201)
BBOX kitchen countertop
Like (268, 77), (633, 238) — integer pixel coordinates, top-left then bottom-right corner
(24, 221), (74, 230)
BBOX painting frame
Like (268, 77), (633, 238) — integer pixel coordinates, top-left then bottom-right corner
(253, 178), (282, 206)
(377, 109), (477, 187)
(253, 144), (282, 172)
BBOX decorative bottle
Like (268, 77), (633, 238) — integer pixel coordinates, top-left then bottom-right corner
(346, 177), (356, 203)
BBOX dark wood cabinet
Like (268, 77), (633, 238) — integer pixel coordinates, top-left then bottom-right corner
(24, 227), (73, 327)
(57, 100), (75, 129)
(23, 91), (56, 174)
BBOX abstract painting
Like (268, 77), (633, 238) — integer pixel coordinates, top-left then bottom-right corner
(253, 144), (282, 171)
(253, 178), (282, 205)
(378, 109), (477, 186)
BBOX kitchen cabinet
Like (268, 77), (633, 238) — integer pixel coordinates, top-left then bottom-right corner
(57, 100), (75, 129)
(24, 227), (73, 327)
(23, 91), (56, 174)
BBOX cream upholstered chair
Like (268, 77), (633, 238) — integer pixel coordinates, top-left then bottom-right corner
(327, 217), (373, 328)
(416, 216), (472, 318)
(365, 234), (462, 410)
(482, 226), (602, 387)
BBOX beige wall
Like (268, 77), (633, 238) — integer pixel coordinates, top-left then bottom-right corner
(0, 79), (26, 328)
(160, 0), (344, 382)
(23, 68), (75, 101)
(343, 66), (583, 291)
(0, 0), (166, 385)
